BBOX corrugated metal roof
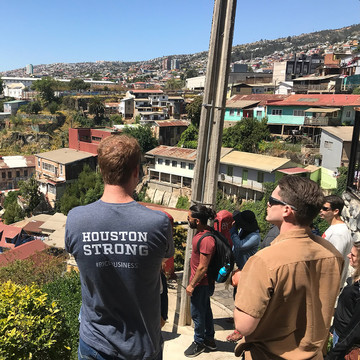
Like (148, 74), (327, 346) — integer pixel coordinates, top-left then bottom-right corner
(35, 148), (95, 164)
(305, 107), (341, 113)
(146, 145), (197, 161)
(220, 151), (292, 172)
(0, 155), (35, 169)
(227, 94), (289, 107)
(268, 94), (360, 107)
(154, 120), (190, 127)
(321, 126), (354, 142)
(226, 100), (260, 109)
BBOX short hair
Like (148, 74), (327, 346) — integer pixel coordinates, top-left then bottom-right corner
(97, 135), (140, 186)
(189, 204), (216, 226)
(278, 175), (324, 226)
(324, 195), (344, 214)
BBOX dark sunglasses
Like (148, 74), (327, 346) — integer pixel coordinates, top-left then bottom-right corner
(268, 196), (297, 211)
(321, 206), (331, 211)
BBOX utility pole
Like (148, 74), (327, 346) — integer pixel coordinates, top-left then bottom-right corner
(179, 0), (237, 326)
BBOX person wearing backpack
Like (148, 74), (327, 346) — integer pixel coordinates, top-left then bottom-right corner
(184, 204), (217, 358)
(226, 210), (261, 342)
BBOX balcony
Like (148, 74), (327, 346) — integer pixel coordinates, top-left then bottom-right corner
(304, 116), (341, 126)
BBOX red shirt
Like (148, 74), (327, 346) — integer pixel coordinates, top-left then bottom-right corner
(190, 230), (215, 286)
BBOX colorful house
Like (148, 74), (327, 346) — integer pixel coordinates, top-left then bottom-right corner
(267, 94), (360, 135)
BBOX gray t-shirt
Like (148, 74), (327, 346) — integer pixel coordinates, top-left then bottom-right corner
(65, 200), (174, 359)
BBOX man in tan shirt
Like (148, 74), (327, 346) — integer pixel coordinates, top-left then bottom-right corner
(234, 176), (344, 359)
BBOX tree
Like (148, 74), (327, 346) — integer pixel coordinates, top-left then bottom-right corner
(353, 87), (360, 95)
(186, 96), (203, 127)
(222, 117), (270, 152)
(68, 78), (90, 91)
(2, 201), (25, 224)
(28, 100), (42, 114)
(177, 123), (198, 149)
(109, 114), (123, 125)
(88, 96), (105, 124)
(31, 77), (58, 105)
(122, 125), (158, 153)
(165, 79), (185, 90)
(18, 176), (42, 216)
(72, 111), (94, 128)
(48, 101), (59, 114)
(183, 68), (199, 80)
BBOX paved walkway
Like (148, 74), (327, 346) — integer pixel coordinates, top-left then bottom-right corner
(163, 274), (238, 360)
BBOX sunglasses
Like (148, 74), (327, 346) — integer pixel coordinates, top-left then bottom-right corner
(268, 196), (297, 211)
(321, 206), (331, 211)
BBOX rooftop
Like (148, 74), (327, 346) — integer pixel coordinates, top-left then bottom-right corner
(0, 155), (35, 169)
(220, 151), (293, 172)
(321, 126), (354, 142)
(35, 148), (95, 164)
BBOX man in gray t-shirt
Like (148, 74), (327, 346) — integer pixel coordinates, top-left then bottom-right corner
(65, 135), (174, 360)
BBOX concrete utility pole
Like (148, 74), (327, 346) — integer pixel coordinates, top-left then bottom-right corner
(179, 0), (237, 326)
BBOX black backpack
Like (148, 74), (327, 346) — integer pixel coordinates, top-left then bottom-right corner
(197, 228), (234, 283)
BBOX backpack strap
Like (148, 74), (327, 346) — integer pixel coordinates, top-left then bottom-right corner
(196, 229), (215, 253)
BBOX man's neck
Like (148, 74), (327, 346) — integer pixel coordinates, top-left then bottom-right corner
(330, 216), (344, 226)
(278, 221), (306, 234)
(101, 184), (134, 204)
(196, 224), (211, 233)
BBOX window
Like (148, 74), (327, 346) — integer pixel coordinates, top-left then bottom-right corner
(227, 166), (233, 177)
(1, 172), (5, 179)
(293, 110), (304, 116)
(60, 165), (63, 175)
(189, 163), (194, 170)
(48, 184), (56, 195)
(24, 170), (28, 177)
(7, 172), (11, 179)
(346, 110), (351, 118)
(16, 171), (20, 178)
(165, 160), (170, 166)
(42, 162), (55, 173)
(324, 141), (333, 149)
(256, 111), (262, 117)
(236, 109), (241, 116)
(333, 111), (339, 118)
(172, 161), (177, 167)
(181, 162), (186, 169)
(229, 109), (235, 116)
(158, 158), (163, 165)
(38, 158), (40, 168)
(271, 109), (282, 115)
(257, 171), (264, 183)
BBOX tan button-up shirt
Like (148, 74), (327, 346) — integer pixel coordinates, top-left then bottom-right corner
(235, 228), (344, 359)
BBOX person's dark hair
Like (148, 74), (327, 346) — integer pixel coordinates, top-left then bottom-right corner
(189, 205), (216, 226)
(324, 195), (345, 214)
(233, 210), (259, 237)
(278, 175), (324, 226)
(97, 134), (141, 186)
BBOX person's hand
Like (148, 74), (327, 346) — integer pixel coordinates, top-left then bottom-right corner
(232, 220), (235, 226)
(186, 284), (194, 296)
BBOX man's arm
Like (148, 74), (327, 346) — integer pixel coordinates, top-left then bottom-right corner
(234, 306), (261, 336)
(186, 252), (212, 296)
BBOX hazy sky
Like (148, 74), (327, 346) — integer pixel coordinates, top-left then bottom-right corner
(1, 0), (359, 72)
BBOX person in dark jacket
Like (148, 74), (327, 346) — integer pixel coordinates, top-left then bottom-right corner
(326, 241), (360, 360)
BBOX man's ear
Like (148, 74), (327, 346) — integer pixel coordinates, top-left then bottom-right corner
(333, 208), (340, 216)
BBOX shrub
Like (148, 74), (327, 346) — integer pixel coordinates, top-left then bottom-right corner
(0, 281), (71, 359)
(173, 226), (187, 271)
(42, 271), (82, 360)
(176, 196), (190, 209)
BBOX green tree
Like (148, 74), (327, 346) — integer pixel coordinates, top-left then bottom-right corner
(176, 196), (190, 209)
(353, 87), (360, 95)
(177, 123), (198, 149)
(18, 176), (42, 216)
(186, 96), (203, 127)
(48, 101), (59, 114)
(59, 165), (103, 215)
(88, 96), (105, 124)
(68, 78), (90, 91)
(183, 68), (199, 80)
(109, 114), (123, 125)
(73, 111), (94, 128)
(332, 166), (348, 197)
(2, 201), (25, 224)
(222, 117), (270, 152)
(29, 100), (42, 114)
(165, 79), (185, 90)
(31, 76), (59, 105)
(122, 125), (158, 153)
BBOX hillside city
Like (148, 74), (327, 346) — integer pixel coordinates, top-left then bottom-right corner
(1, 22), (360, 359)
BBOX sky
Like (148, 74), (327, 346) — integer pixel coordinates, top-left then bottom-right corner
(1, 0), (360, 72)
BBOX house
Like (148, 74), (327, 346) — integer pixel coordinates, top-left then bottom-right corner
(224, 94), (289, 125)
(167, 96), (185, 118)
(229, 83), (275, 97)
(35, 148), (97, 207)
(320, 126), (354, 171)
(267, 94), (360, 135)
(0, 155), (35, 191)
(151, 120), (190, 146)
(0, 222), (33, 251)
(219, 151), (297, 201)
(68, 128), (114, 155)
(0, 239), (49, 266)
(292, 75), (341, 94)
(119, 97), (134, 118)
(3, 100), (29, 115)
